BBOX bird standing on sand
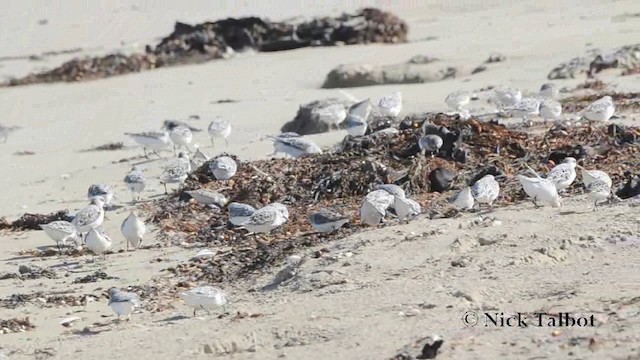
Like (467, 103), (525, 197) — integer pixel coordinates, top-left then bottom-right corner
(179, 286), (228, 317)
(505, 97), (540, 125)
(39, 221), (80, 254)
(580, 96), (615, 124)
(580, 168), (612, 188)
(87, 184), (115, 209)
(471, 175), (500, 210)
(124, 166), (146, 203)
(168, 125), (193, 154)
(72, 197), (105, 239)
(0, 124), (21, 143)
(121, 212), (146, 251)
(108, 287), (140, 322)
(493, 87), (522, 110)
(125, 131), (172, 159)
(208, 118), (232, 148)
(452, 186), (475, 210)
(586, 179), (612, 209)
(547, 157), (577, 192)
(308, 208), (350, 233)
(85, 228), (113, 257)
(517, 164), (562, 208)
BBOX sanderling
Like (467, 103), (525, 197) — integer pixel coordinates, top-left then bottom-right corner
(125, 131), (172, 158)
(471, 174), (500, 209)
(547, 157), (577, 191)
(0, 124), (21, 143)
(580, 168), (612, 188)
(452, 186), (475, 210)
(163, 120), (202, 133)
(419, 134), (444, 157)
(445, 90), (471, 112)
(517, 173), (562, 208)
(168, 125), (193, 154)
(85, 228), (113, 257)
(72, 197), (105, 236)
(243, 204), (288, 234)
(378, 91), (403, 117)
(191, 148), (209, 169)
(506, 97), (540, 125)
(580, 95), (615, 123)
(269, 135), (322, 158)
(124, 166), (146, 202)
(107, 287), (140, 321)
(394, 196), (421, 221)
(374, 184), (406, 200)
(39, 221), (80, 254)
(262, 202), (289, 220)
(586, 179), (612, 209)
(494, 87), (522, 110)
(313, 103), (347, 129)
(308, 208), (349, 233)
(121, 212), (146, 251)
(159, 157), (190, 194)
(539, 83), (559, 99)
(539, 98), (562, 124)
(185, 189), (228, 208)
(346, 98), (373, 136)
(208, 117), (232, 148)
(229, 202), (256, 226)
(87, 184), (115, 208)
(209, 156), (237, 180)
(178, 286), (228, 317)
(360, 189), (394, 226)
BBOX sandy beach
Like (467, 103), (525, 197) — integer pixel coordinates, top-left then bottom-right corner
(0, 1), (639, 359)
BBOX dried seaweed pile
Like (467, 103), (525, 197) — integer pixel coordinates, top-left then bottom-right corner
(0, 317), (35, 334)
(548, 43), (640, 79)
(0, 291), (97, 309)
(4, 8), (407, 87)
(144, 112), (639, 283)
(0, 210), (73, 231)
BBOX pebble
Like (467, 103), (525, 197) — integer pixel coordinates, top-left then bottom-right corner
(478, 236), (498, 246)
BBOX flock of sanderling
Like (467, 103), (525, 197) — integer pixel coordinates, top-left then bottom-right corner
(24, 81), (620, 322)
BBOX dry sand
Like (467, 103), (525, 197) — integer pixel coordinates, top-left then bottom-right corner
(0, 1), (639, 359)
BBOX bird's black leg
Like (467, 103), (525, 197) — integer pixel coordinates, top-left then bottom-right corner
(143, 148), (149, 159)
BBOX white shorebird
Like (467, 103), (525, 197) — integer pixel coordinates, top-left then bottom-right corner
(471, 175), (500, 209)
(346, 98), (373, 136)
(452, 186), (475, 210)
(378, 91), (403, 117)
(539, 83), (559, 99)
(580, 168), (612, 188)
(445, 90), (471, 112)
(208, 118), (232, 148)
(120, 212), (146, 251)
(72, 197), (105, 238)
(159, 154), (190, 194)
(178, 286), (228, 317)
(394, 196), (421, 221)
(85, 228), (113, 257)
(360, 189), (394, 226)
(494, 87), (522, 110)
(124, 166), (146, 202)
(506, 97), (540, 125)
(580, 96), (615, 124)
(87, 184), (114, 208)
(39, 221), (80, 254)
(243, 204), (288, 234)
(518, 164), (562, 208)
(374, 184), (406, 200)
(209, 156), (237, 180)
(125, 131), (172, 158)
(419, 134), (444, 157)
(228, 202), (256, 226)
(269, 135), (322, 158)
(190, 148), (209, 169)
(586, 179), (612, 209)
(308, 208), (349, 233)
(168, 125), (193, 154)
(547, 157), (577, 192)
(107, 287), (140, 321)
(185, 189), (228, 208)
(539, 98), (562, 124)
(262, 202), (289, 220)
(313, 103), (347, 129)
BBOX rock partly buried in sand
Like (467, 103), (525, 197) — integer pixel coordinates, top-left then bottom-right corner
(322, 61), (459, 88)
(280, 98), (353, 135)
(548, 43), (640, 79)
(4, 8), (408, 87)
